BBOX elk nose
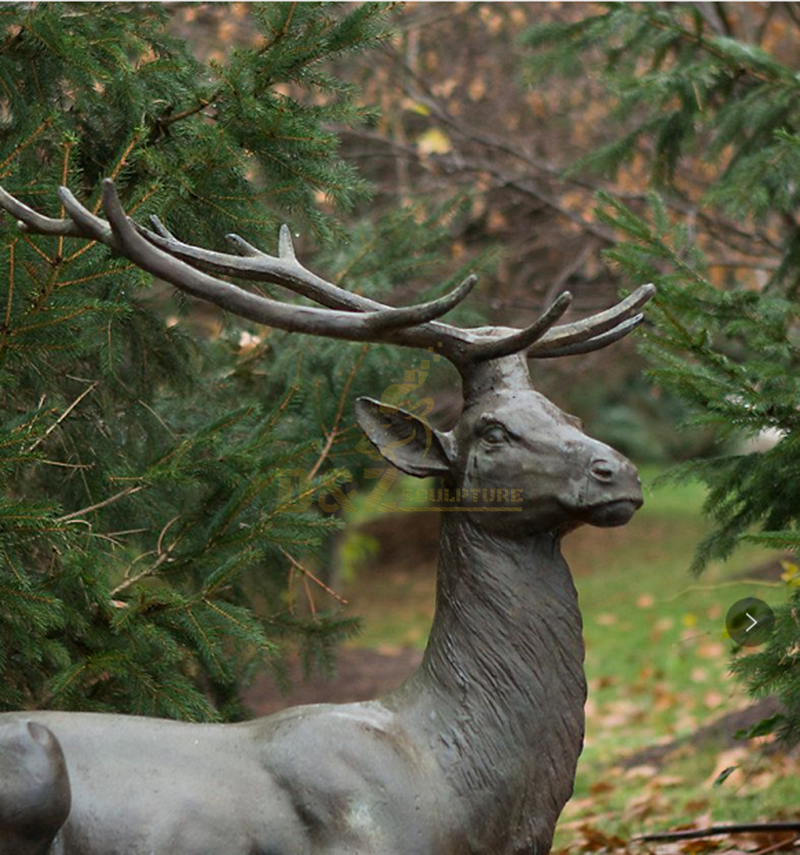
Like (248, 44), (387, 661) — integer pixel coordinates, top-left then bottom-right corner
(589, 459), (617, 484)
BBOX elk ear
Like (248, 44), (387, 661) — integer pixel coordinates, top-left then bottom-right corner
(355, 397), (452, 478)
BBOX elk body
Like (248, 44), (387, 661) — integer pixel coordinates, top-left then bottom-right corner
(0, 181), (654, 855)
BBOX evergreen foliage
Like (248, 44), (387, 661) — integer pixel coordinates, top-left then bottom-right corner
(524, 3), (800, 744)
(0, 2), (466, 721)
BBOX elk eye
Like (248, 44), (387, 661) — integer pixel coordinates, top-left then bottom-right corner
(482, 424), (508, 445)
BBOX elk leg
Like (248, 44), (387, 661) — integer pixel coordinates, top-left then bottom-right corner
(0, 720), (71, 855)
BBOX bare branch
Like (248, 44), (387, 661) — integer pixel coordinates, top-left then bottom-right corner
(638, 822), (800, 843)
(57, 485), (145, 523)
(280, 547), (348, 606)
(29, 381), (99, 451)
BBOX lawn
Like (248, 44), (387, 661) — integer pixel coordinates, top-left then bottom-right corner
(339, 465), (800, 850)
(559, 467), (799, 848)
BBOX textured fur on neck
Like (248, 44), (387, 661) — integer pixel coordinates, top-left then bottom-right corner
(409, 514), (586, 854)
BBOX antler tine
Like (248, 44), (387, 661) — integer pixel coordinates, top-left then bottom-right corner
(527, 284), (656, 357)
(141, 216), (271, 262)
(138, 213), (383, 313)
(226, 232), (268, 258)
(221, 223), (291, 259)
(57, 187), (114, 243)
(143, 215), (267, 260)
(0, 185), (85, 238)
(147, 215), (175, 240)
(465, 291), (574, 363)
(362, 275), (477, 332)
(533, 313), (646, 358)
(277, 224), (296, 261)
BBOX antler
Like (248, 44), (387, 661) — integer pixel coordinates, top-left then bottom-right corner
(0, 180), (654, 368)
(526, 284), (655, 358)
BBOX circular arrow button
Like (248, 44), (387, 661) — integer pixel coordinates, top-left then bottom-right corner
(725, 597), (776, 647)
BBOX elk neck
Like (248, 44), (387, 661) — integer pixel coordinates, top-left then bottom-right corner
(458, 348), (530, 400)
(386, 512), (586, 854)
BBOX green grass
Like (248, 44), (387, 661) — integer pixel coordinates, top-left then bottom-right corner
(341, 465), (800, 845)
(561, 468), (798, 845)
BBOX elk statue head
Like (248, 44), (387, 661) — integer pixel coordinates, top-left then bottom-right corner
(355, 351), (645, 537)
(0, 179), (651, 539)
(0, 179), (654, 855)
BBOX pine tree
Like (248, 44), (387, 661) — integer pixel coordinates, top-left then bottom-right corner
(0, 2), (472, 721)
(523, 3), (800, 744)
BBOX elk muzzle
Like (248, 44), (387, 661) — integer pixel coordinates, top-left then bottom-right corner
(579, 444), (643, 527)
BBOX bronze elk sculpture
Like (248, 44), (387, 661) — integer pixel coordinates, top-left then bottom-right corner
(0, 180), (654, 855)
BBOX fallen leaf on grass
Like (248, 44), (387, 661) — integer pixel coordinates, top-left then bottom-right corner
(679, 838), (722, 854)
(656, 847), (689, 855)
(650, 616), (676, 643)
(560, 796), (597, 819)
(599, 699), (647, 729)
(637, 664), (659, 681)
(696, 641), (726, 660)
(703, 690), (726, 710)
(780, 560), (799, 586)
(624, 789), (670, 820)
(649, 775), (685, 789)
(742, 763), (779, 790)
(624, 764), (660, 780)
(590, 781), (616, 796)
(743, 829), (799, 851)
(652, 844), (692, 855)
(674, 712), (699, 733)
(578, 824), (628, 851)
(704, 747), (749, 788)
(653, 682), (684, 712)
